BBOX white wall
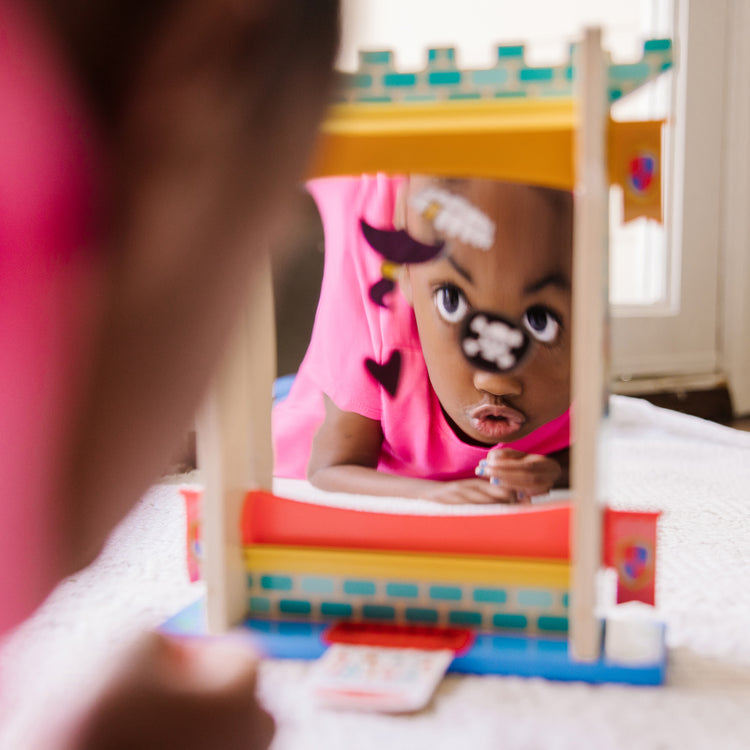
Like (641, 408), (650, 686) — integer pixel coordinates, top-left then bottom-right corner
(339, 0), (657, 71)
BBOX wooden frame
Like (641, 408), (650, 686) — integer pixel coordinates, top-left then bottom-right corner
(195, 28), (669, 664)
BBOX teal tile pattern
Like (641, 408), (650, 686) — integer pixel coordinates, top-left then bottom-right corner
(474, 588), (507, 604)
(302, 577), (335, 594)
(279, 599), (312, 615)
(494, 613), (529, 630)
(405, 607), (439, 624)
(497, 45), (525, 58)
(518, 590), (554, 608)
(332, 40), (671, 105)
(428, 71), (462, 86)
(472, 69), (508, 86)
(261, 575), (293, 591)
(519, 67), (554, 82)
(386, 583), (419, 598)
(384, 73), (417, 87)
(351, 74), (372, 89)
(249, 596), (270, 613)
(538, 615), (569, 633)
(429, 585), (462, 601)
(343, 580), (376, 596)
(363, 605), (396, 620)
(449, 610), (483, 626)
(246, 569), (570, 635)
(645, 38), (672, 52)
(320, 602), (352, 617)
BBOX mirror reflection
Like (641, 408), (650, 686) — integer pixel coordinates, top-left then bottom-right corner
(273, 175), (573, 505)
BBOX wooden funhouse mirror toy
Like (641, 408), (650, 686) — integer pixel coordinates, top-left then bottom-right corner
(165, 27), (672, 697)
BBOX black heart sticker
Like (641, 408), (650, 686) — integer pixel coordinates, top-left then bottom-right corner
(365, 350), (402, 398)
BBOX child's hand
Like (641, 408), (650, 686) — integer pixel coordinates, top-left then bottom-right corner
(64, 632), (274, 750)
(419, 478), (520, 505)
(475, 448), (562, 502)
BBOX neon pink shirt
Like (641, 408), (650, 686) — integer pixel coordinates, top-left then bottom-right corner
(273, 175), (570, 480)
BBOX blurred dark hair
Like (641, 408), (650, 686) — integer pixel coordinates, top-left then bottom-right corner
(33, 0), (340, 131)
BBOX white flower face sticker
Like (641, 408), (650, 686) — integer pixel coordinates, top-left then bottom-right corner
(409, 186), (495, 251)
(460, 311), (531, 372)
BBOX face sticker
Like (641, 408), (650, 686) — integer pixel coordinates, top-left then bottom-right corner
(409, 186), (495, 251)
(460, 311), (531, 373)
(365, 349), (402, 398)
(360, 219), (444, 264)
(369, 277), (396, 308)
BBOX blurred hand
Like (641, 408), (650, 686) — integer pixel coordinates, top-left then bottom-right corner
(65, 632), (275, 750)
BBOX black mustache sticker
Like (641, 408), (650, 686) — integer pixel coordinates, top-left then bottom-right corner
(360, 219), (444, 264)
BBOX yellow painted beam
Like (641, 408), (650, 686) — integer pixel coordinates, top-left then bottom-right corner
(244, 544), (570, 589)
(308, 99), (576, 190)
(307, 99), (664, 215)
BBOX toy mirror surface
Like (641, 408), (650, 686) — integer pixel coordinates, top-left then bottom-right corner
(271, 175), (574, 506)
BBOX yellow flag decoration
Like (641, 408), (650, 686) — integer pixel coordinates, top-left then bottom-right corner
(609, 119), (664, 223)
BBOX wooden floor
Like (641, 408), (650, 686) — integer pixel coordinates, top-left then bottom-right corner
(729, 416), (750, 432)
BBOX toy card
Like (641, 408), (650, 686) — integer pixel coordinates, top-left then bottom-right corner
(308, 644), (453, 713)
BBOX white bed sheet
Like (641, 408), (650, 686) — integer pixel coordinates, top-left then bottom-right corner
(2, 396), (750, 749)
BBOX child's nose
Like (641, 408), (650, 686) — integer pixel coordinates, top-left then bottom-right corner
(473, 369), (523, 398)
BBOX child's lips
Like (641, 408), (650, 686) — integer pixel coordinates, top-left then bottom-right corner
(469, 403), (526, 440)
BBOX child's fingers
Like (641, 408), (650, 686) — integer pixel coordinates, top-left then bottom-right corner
(424, 479), (517, 504)
(491, 474), (556, 498)
(486, 448), (526, 463)
(477, 461), (559, 498)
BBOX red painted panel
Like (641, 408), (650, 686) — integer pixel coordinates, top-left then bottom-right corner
(241, 490), (571, 560)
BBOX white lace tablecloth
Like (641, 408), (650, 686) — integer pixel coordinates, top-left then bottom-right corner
(2, 396), (750, 749)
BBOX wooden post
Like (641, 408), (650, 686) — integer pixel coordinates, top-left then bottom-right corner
(197, 247), (276, 634)
(570, 27), (609, 661)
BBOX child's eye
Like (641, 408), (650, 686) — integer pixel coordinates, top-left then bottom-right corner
(434, 284), (469, 323)
(522, 305), (561, 343)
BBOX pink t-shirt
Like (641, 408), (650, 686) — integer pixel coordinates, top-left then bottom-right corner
(273, 175), (570, 480)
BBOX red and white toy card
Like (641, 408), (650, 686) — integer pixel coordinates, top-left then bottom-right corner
(309, 643), (454, 713)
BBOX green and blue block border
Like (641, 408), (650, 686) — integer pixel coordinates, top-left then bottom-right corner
(334, 39), (672, 105)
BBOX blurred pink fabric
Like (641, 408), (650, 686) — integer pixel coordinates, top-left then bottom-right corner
(0, 0), (101, 634)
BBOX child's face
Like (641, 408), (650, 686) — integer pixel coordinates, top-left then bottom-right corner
(401, 178), (573, 446)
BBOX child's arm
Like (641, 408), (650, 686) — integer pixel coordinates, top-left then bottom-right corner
(478, 447), (570, 501)
(308, 396), (517, 504)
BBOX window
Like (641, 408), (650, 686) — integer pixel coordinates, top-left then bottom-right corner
(339, 0), (727, 383)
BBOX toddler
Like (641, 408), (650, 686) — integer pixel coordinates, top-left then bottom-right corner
(274, 174), (573, 504)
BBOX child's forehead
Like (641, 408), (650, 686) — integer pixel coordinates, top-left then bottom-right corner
(407, 176), (568, 216)
(406, 177), (573, 274)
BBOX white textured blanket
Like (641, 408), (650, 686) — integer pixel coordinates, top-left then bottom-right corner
(2, 396), (750, 749)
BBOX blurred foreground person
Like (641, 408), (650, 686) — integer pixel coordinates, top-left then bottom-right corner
(0, 0), (339, 747)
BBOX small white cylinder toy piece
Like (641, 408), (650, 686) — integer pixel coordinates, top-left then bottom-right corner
(604, 602), (665, 665)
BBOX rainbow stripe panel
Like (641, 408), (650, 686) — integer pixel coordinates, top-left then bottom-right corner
(333, 39), (672, 105)
(244, 545), (570, 636)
